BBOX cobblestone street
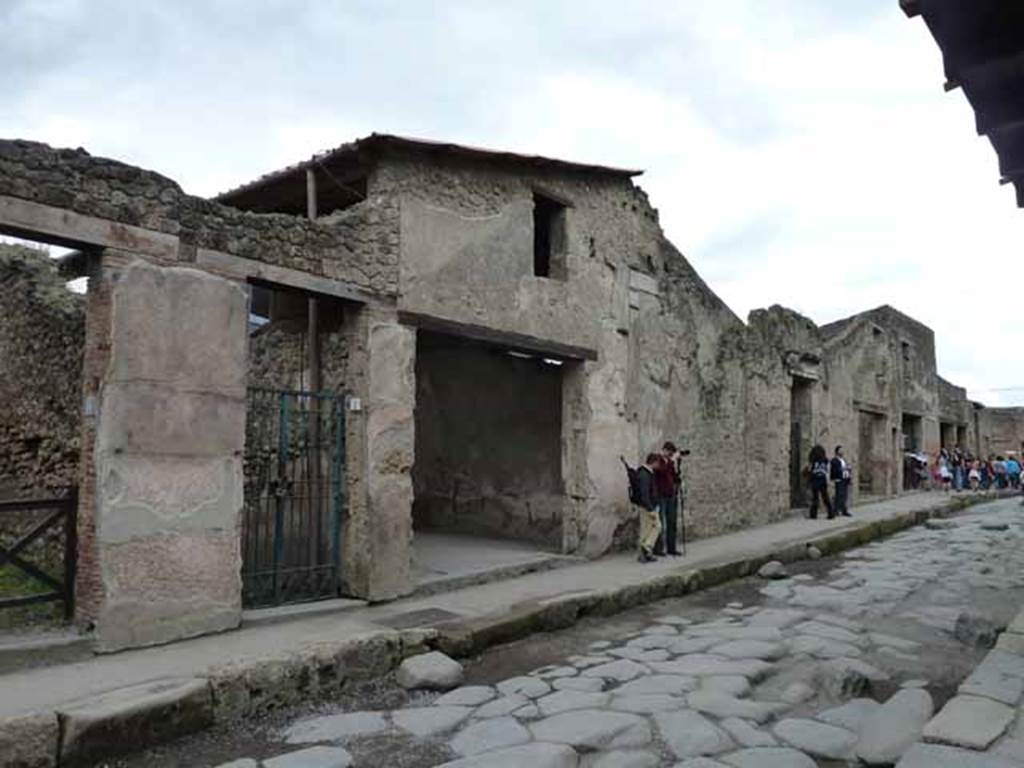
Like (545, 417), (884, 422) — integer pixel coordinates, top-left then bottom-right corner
(111, 496), (1024, 767)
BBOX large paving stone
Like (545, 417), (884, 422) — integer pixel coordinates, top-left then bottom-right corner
(815, 698), (880, 732)
(284, 711), (388, 744)
(554, 677), (607, 693)
(773, 718), (857, 760)
(611, 694), (684, 713)
(580, 749), (658, 768)
(719, 717), (777, 747)
(869, 633), (921, 651)
(958, 650), (1024, 705)
(262, 746), (353, 768)
(449, 717), (531, 756)
(788, 635), (862, 659)
(895, 742), (1019, 768)
(687, 627), (784, 642)
(609, 647), (671, 663)
(475, 695), (528, 719)
(816, 658), (889, 698)
(710, 641), (787, 661)
(614, 674), (696, 696)
(436, 687), (498, 707)
(581, 660), (650, 683)
(628, 634), (679, 650)
(856, 688), (933, 765)
(748, 609), (807, 629)
(673, 759), (729, 768)
(922, 694), (1015, 750)
(392, 706), (472, 737)
(396, 652), (464, 691)
(537, 690), (610, 716)
(56, 677), (213, 766)
(686, 692), (785, 724)
(496, 677), (551, 699)
(793, 621), (865, 647)
(654, 710), (733, 758)
(530, 709), (651, 750)
(699, 675), (750, 697)
(436, 742), (579, 768)
(651, 656), (772, 681)
(668, 637), (722, 655)
(214, 760), (259, 768)
(719, 747), (816, 768)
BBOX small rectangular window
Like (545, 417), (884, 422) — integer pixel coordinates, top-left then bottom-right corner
(533, 192), (567, 279)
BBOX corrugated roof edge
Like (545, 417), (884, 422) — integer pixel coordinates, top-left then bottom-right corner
(213, 132), (644, 202)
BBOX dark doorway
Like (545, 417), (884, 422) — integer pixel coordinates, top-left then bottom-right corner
(790, 378), (814, 508)
(413, 332), (565, 547)
(858, 411), (885, 496)
(940, 422), (954, 450)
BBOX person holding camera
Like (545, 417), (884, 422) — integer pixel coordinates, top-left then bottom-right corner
(654, 441), (683, 556)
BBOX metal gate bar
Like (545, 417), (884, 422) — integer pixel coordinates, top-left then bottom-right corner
(242, 388), (345, 608)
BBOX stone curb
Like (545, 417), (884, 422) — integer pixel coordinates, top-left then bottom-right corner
(0, 491), (1005, 768)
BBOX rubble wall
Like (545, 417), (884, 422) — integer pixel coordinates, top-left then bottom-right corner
(0, 140), (399, 296)
(0, 244), (84, 498)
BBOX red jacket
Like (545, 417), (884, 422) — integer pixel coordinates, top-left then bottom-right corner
(653, 456), (680, 499)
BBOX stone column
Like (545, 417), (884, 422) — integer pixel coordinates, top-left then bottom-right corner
(341, 305), (415, 601)
(86, 256), (247, 651)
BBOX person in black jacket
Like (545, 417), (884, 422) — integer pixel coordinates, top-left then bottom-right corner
(830, 445), (852, 518)
(808, 444), (833, 520)
(635, 453), (662, 562)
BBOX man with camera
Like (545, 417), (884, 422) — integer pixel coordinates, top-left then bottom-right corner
(654, 441), (687, 557)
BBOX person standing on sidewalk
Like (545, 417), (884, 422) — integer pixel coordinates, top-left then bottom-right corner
(635, 453), (662, 563)
(808, 444), (833, 520)
(653, 441), (683, 556)
(830, 445), (852, 517)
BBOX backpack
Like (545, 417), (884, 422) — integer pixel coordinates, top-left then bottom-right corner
(620, 456), (642, 504)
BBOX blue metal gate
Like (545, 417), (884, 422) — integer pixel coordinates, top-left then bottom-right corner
(241, 388), (346, 608)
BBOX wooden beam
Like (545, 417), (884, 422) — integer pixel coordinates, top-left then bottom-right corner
(398, 310), (599, 361)
(195, 248), (387, 306)
(0, 194), (178, 260)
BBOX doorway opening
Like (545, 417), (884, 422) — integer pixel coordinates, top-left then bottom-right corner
(901, 413), (925, 491)
(940, 421), (954, 450)
(789, 377), (814, 508)
(413, 331), (565, 546)
(857, 410), (886, 496)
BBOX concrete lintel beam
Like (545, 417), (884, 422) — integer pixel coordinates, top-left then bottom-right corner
(195, 248), (386, 306)
(0, 194), (179, 260)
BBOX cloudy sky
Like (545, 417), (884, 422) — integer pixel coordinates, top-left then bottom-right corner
(2, 1), (1022, 404)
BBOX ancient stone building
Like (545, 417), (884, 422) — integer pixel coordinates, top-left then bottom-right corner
(1, 134), (1022, 652)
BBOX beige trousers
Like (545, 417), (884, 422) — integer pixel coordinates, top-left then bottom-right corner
(637, 504), (662, 552)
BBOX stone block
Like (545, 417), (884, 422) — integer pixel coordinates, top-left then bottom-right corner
(436, 742), (579, 768)
(0, 711), (58, 768)
(896, 743), (1018, 768)
(856, 688), (933, 765)
(922, 694), (1015, 750)
(57, 677), (212, 766)
(95, 532), (241, 651)
(262, 746), (353, 768)
(396, 651), (464, 691)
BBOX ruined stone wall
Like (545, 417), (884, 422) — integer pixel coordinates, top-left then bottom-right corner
(375, 150), (775, 553)
(0, 244), (84, 498)
(978, 407), (1024, 457)
(0, 140), (398, 295)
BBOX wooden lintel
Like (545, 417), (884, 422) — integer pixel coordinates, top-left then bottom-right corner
(195, 248), (388, 306)
(0, 194), (179, 260)
(398, 310), (599, 361)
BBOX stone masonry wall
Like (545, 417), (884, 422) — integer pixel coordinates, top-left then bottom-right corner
(0, 244), (84, 499)
(0, 140), (398, 295)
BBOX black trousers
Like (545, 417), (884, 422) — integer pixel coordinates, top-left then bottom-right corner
(654, 494), (679, 554)
(810, 478), (833, 519)
(834, 480), (850, 515)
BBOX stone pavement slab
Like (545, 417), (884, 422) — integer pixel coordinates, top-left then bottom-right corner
(922, 694), (1016, 750)
(529, 709), (651, 750)
(719, 747), (816, 768)
(262, 746), (353, 768)
(436, 742), (579, 768)
(283, 711), (388, 744)
(896, 742), (1018, 768)
(655, 710), (733, 758)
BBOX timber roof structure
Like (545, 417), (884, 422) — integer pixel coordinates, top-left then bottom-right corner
(903, 0), (1024, 206)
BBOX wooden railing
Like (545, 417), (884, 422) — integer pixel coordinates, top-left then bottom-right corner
(0, 490), (77, 619)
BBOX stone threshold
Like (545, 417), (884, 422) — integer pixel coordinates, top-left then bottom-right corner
(0, 491), (1010, 768)
(410, 551), (582, 599)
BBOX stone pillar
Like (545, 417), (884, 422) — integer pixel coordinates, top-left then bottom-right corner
(85, 256), (247, 651)
(341, 305), (415, 601)
(561, 360), (590, 554)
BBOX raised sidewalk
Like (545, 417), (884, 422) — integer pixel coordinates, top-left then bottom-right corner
(0, 490), (1001, 766)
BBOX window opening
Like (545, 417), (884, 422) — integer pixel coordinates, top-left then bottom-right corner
(533, 193), (567, 279)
